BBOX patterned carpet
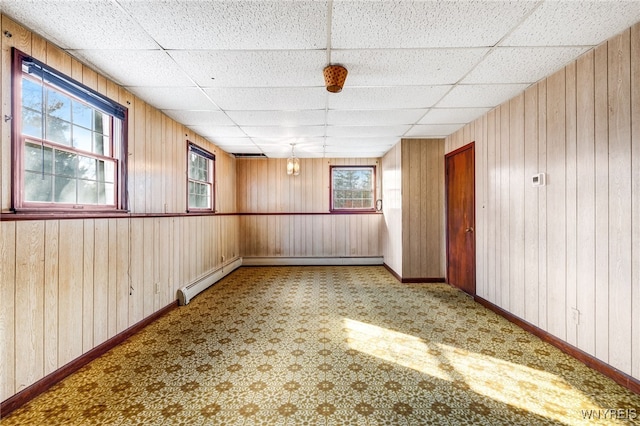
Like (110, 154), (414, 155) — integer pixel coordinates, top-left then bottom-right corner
(3, 266), (639, 425)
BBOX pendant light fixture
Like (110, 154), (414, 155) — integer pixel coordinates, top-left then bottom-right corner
(287, 143), (300, 176)
(323, 64), (348, 93)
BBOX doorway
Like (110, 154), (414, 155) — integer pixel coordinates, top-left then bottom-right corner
(445, 142), (476, 295)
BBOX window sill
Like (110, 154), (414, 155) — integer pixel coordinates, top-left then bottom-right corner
(1, 209), (130, 221)
(329, 209), (378, 214)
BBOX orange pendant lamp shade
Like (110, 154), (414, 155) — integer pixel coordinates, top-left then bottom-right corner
(323, 64), (348, 93)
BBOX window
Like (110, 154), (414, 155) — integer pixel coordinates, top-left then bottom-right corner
(330, 166), (375, 211)
(13, 49), (127, 211)
(187, 143), (215, 211)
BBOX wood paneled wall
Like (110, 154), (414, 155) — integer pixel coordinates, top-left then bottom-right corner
(401, 139), (445, 279)
(0, 15), (240, 401)
(445, 23), (640, 380)
(239, 214), (381, 258)
(236, 158), (383, 258)
(236, 157), (381, 213)
(381, 139), (445, 280)
(381, 143), (403, 275)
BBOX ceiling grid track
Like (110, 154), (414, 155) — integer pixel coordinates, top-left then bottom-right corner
(400, 0), (547, 140)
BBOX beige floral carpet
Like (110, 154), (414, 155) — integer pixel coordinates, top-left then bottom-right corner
(3, 266), (639, 425)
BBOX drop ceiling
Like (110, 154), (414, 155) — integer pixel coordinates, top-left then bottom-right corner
(2, 0), (639, 158)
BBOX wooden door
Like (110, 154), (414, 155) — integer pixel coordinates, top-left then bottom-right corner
(445, 143), (476, 295)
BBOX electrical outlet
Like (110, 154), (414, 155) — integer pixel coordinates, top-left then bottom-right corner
(155, 282), (160, 294)
(571, 307), (580, 325)
(221, 255), (225, 262)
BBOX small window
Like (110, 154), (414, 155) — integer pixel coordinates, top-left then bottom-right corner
(187, 143), (215, 211)
(13, 49), (127, 212)
(330, 166), (376, 211)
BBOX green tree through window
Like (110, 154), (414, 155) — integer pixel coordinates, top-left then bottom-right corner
(331, 166), (375, 211)
(14, 49), (125, 211)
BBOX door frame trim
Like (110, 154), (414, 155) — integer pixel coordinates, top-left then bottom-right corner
(444, 141), (476, 294)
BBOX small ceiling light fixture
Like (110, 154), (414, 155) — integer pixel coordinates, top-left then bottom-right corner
(287, 143), (300, 176)
(323, 64), (348, 93)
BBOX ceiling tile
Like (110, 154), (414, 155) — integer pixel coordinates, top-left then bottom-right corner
(419, 108), (491, 125)
(187, 125), (246, 138)
(6, 0), (636, 159)
(324, 150), (388, 158)
(242, 126), (325, 138)
(226, 110), (325, 127)
(326, 125), (409, 138)
(217, 145), (263, 155)
(463, 47), (590, 84)
(327, 109), (426, 126)
(331, 1), (537, 48)
(72, 50), (192, 87)
(324, 137), (399, 147)
(162, 110), (235, 126)
(328, 86), (451, 110)
(206, 88), (327, 110)
(127, 87), (217, 110)
(212, 138), (257, 147)
(251, 137), (325, 146)
(405, 124), (465, 138)
(0, 0), (158, 49)
(503, 1), (640, 47)
(170, 50), (327, 87)
(332, 48), (488, 86)
(119, 0), (328, 49)
(437, 84), (530, 108)
(261, 144), (325, 158)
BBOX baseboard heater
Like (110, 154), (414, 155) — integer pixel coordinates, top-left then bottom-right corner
(177, 257), (242, 305)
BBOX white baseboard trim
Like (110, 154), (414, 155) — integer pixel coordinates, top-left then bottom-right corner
(241, 256), (384, 266)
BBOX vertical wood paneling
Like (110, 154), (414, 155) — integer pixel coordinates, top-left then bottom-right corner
(631, 22), (640, 379)
(0, 222), (16, 400)
(576, 50), (596, 356)
(499, 105), (510, 309)
(443, 21), (640, 381)
(82, 220), (94, 353)
(159, 217), (171, 308)
(420, 141), (429, 270)
(565, 61), (578, 347)
(546, 68), (567, 340)
(495, 106), (504, 305)
(14, 221), (44, 391)
(237, 157), (383, 261)
(107, 219), (118, 339)
(132, 99), (146, 213)
(116, 219), (129, 333)
(523, 85), (539, 326)
(43, 221), (58, 374)
(143, 218), (154, 317)
(607, 30), (632, 374)
(485, 109), (497, 303)
(58, 220), (84, 367)
(475, 115), (487, 298)
(396, 139), (445, 279)
(509, 95), (525, 318)
(538, 80), (548, 330)
(594, 42), (609, 363)
(93, 219), (109, 347)
(171, 218), (181, 297)
(129, 217), (144, 326)
(0, 14), (241, 401)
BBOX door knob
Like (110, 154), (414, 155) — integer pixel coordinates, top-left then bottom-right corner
(465, 227), (474, 233)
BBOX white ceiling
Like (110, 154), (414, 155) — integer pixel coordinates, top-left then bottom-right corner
(2, 0), (640, 158)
